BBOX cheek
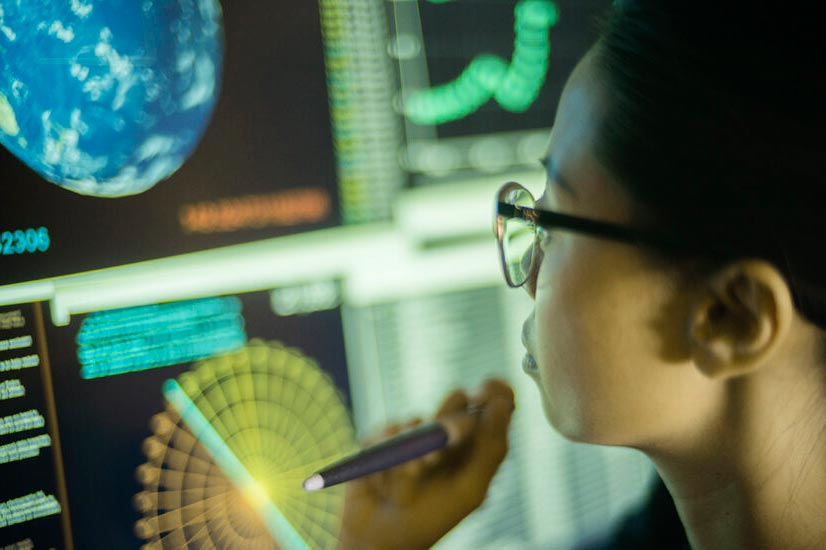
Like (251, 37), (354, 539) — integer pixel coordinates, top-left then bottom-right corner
(533, 256), (604, 435)
(534, 243), (602, 439)
(531, 241), (664, 443)
(534, 236), (608, 367)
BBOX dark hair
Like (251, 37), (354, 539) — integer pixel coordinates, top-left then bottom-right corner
(591, 1), (826, 328)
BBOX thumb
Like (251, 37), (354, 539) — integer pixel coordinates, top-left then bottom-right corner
(472, 392), (515, 468)
(450, 382), (515, 510)
(475, 378), (515, 440)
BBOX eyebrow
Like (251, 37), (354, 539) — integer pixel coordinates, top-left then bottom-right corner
(539, 156), (577, 198)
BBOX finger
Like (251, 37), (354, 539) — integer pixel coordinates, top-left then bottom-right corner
(466, 378), (515, 455)
(345, 475), (374, 500)
(375, 468), (392, 501)
(383, 418), (436, 505)
(404, 417), (423, 430)
(423, 447), (443, 467)
(358, 417), (426, 501)
(377, 446), (427, 503)
(470, 379), (515, 465)
(435, 389), (470, 420)
(472, 378), (515, 409)
(429, 390), (471, 467)
(439, 380), (514, 460)
(473, 392), (515, 464)
(452, 391), (515, 511)
(383, 417), (427, 476)
(377, 416), (423, 439)
(348, 467), (386, 501)
(361, 423), (405, 500)
(361, 421), (405, 447)
(383, 422), (405, 437)
(387, 455), (427, 505)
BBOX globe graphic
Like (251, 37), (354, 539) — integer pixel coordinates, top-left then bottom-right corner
(0, 0), (223, 197)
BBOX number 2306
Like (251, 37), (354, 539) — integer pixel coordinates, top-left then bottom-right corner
(1, 227), (50, 255)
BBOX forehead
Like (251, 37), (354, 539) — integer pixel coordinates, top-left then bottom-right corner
(544, 49), (632, 223)
(547, 51), (604, 168)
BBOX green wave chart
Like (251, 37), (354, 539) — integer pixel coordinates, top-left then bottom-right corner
(133, 340), (357, 549)
(404, 0), (559, 125)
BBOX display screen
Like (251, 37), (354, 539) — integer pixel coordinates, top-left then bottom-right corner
(0, 0), (338, 287)
(0, 1), (654, 549)
(1, 291), (352, 549)
(417, 0), (609, 138)
(389, 0), (612, 178)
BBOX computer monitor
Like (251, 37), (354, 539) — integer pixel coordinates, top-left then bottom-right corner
(390, 0), (610, 180)
(0, 2), (655, 549)
(0, 0), (339, 287)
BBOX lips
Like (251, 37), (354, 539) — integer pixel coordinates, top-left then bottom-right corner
(521, 322), (539, 374)
(522, 353), (539, 374)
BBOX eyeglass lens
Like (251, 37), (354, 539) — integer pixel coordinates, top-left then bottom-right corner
(502, 186), (537, 287)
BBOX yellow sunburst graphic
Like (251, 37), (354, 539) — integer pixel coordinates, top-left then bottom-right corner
(133, 339), (357, 549)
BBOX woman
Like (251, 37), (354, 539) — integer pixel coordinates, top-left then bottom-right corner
(340, 1), (826, 548)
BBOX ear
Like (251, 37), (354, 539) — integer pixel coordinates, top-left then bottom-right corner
(687, 259), (794, 379)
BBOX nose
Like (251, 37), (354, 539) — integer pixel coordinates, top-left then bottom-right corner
(522, 237), (542, 299)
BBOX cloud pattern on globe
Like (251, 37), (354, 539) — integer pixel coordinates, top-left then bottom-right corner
(0, 0), (223, 197)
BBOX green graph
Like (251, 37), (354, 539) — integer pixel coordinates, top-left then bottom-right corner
(405, 0), (559, 125)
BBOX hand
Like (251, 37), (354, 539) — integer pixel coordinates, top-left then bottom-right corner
(337, 379), (515, 550)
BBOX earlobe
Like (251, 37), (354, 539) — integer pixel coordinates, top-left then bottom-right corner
(688, 260), (793, 379)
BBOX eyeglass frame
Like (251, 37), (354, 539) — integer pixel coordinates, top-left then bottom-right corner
(493, 181), (727, 288)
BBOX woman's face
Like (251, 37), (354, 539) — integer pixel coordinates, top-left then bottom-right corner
(523, 49), (720, 448)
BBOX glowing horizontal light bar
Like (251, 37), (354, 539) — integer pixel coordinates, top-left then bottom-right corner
(0, 176), (538, 320)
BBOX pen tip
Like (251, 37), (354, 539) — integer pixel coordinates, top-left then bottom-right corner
(303, 474), (324, 491)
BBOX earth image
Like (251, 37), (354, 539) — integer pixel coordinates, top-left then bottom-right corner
(0, 0), (223, 197)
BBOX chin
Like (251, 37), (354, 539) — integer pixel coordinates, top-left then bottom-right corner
(536, 387), (585, 442)
(545, 409), (594, 444)
(529, 371), (630, 445)
(538, 389), (627, 446)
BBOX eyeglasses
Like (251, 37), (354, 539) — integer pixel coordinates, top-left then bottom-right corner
(493, 181), (705, 288)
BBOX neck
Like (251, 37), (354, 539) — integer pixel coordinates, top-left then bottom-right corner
(648, 373), (826, 550)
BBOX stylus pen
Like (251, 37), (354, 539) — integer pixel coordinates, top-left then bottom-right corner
(302, 405), (483, 491)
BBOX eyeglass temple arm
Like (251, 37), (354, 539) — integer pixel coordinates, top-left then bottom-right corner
(497, 202), (722, 255)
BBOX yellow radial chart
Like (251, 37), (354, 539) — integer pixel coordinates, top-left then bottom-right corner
(133, 339), (358, 549)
